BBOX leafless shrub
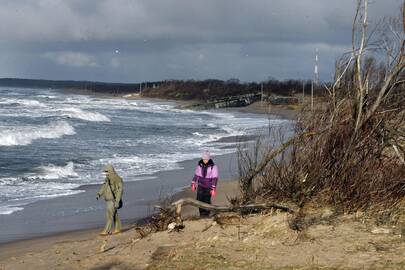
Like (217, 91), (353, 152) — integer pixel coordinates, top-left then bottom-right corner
(238, 1), (405, 222)
(237, 125), (290, 203)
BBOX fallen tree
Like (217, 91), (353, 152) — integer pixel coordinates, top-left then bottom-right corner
(155, 198), (294, 226)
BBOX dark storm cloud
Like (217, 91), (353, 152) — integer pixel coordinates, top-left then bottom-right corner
(0, 0), (402, 82)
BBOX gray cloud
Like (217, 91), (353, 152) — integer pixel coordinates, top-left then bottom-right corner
(0, 0), (402, 82)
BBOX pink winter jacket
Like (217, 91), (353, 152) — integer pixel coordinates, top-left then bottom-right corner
(191, 159), (219, 189)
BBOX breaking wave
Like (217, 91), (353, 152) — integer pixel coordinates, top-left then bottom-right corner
(0, 98), (47, 108)
(0, 121), (76, 146)
(0, 205), (24, 215)
(35, 162), (79, 180)
(60, 108), (111, 122)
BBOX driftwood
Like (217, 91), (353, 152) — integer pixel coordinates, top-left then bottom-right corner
(156, 198), (294, 226)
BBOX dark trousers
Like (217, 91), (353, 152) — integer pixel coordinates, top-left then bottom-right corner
(196, 186), (212, 217)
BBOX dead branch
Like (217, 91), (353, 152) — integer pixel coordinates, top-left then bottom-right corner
(392, 144), (405, 164)
(361, 56), (405, 126)
(155, 198), (293, 225)
(239, 131), (317, 202)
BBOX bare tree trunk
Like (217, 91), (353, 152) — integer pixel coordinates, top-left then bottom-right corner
(354, 0), (368, 135)
(157, 198), (294, 225)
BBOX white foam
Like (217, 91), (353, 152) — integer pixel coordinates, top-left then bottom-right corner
(0, 174), (84, 216)
(192, 132), (204, 137)
(0, 205), (24, 215)
(0, 188), (84, 215)
(96, 154), (185, 178)
(60, 108), (111, 122)
(17, 99), (47, 107)
(93, 148), (239, 182)
(0, 98), (47, 108)
(24, 189), (83, 200)
(0, 121), (76, 146)
(35, 162), (79, 180)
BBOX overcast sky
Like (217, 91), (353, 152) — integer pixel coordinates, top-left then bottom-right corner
(0, 0), (402, 83)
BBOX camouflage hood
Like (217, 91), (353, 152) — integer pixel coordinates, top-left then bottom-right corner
(104, 164), (123, 186)
(98, 164), (123, 203)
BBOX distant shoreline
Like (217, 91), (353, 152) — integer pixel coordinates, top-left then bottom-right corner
(60, 87), (299, 120)
(122, 94), (298, 121)
(0, 79), (300, 120)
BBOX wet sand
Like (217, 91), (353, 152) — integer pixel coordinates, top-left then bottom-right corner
(225, 101), (299, 120)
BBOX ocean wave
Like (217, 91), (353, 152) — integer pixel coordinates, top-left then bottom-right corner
(94, 148), (237, 181)
(0, 188), (84, 215)
(192, 132), (204, 137)
(60, 108), (111, 122)
(96, 154), (186, 177)
(184, 133), (225, 147)
(0, 205), (24, 215)
(0, 98), (47, 108)
(34, 162), (79, 180)
(0, 174), (85, 215)
(0, 121), (76, 146)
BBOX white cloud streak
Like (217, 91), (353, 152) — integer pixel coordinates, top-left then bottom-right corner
(43, 51), (98, 67)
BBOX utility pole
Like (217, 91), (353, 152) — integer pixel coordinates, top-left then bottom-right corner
(311, 48), (319, 110)
(314, 48), (319, 85)
(139, 82), (142, 95)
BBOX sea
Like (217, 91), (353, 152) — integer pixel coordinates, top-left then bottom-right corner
(0, 87), (288, 216)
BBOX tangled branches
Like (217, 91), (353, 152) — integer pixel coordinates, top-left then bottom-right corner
(238, 1), (405, 221)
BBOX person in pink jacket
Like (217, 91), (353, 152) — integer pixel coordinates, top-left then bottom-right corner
(191, 150), (219, 217)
